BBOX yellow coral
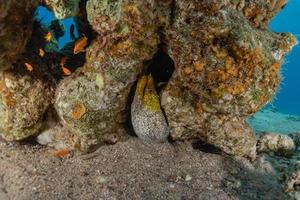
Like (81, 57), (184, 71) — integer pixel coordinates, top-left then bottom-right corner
(0, 81), (16, 108)
(4, 92), (16, 108)
(212, 45), (228, 59)
(71, 103), (86, 120)
(194, 60), (205, 72)
(109, 39), (134, 57)
(270, 61), (281, 72)
(227, 81), (245, 95)
(124, 4), (140, 16)
(184, 66), (194, 75)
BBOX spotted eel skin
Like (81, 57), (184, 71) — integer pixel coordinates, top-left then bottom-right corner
(131, 75), (169, 143)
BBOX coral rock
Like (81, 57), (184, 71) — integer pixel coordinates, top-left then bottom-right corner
(161, 0), (296, 157)
(205, 115), (257, 158)
(0, 70), (53, 141)
(86, 0), (170, 40)
(55, 70), (129, 152)
(55, 33), (159, 152)
(289, 132), (300, 148)
(45, 0), (81, 19)
(228, 0), (289, 28)
(283, 161), (300, 193)
(257, 132), (296, 157)
(54, 0), (166, 152)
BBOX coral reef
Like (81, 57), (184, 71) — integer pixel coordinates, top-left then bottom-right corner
(0, 70), (53, 141)
(161, 0), (296, 157)
(257, 132), (296, 157)
(283, 161), (300, 193)
(54, 0), (168, 151)
(227, 0), (289, 28)
(0, 0), (297, 157)
(290, 132), (300, 147)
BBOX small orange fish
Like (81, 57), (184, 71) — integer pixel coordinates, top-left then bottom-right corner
(62, 66), (72, 76)
(60, 56), (68, 67)
(39, 48), (45, 57)
(73, 36), (88, 54)
(54, 149), (71, 158)
(45, 32), (52, 42)
(24, 63), (33, 71)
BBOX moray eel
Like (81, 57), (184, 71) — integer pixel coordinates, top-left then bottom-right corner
(131, 74), (169, 143)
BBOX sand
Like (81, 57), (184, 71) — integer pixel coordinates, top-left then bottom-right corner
(0, 138), (290, 200)
(248, 107), (300, 134)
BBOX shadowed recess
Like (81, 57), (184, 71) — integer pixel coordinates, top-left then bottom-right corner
(13, 5), (90, 82)
(147, 49), (175, 92)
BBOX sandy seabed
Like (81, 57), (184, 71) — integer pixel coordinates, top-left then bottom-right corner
(0, 137), (293, 200)
(248, 107), (300, 134)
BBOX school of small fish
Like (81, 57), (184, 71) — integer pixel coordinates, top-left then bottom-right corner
(24, 29), (88, 75)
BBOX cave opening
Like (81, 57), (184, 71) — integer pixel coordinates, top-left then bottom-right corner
(146, 49), (175, 92)
(126, 49), (175, 136)
(35, 6), (79, 49)
(13, 5), (95, 83)
(192, 141), (222, 155)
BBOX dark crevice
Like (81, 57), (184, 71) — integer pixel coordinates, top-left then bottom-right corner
(76, 0), (98, 41)
(125, 48), (175, 136)
(12, 4), (97, 85)
(125, 81), (138, 137)
(146, 48), (175, 92)
(192, 141), (223, 155)
(170, 0), (176, 26)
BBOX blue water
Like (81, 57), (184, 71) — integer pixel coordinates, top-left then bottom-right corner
(269, 0), (300, 116)
(35, 6), (79, 49)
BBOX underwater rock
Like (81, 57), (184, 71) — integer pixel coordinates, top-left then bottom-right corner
(161, 0), (296, 157)
(55, 27), (159, 152)
(283, 161), (300, 193)
(131, 75), (169, 143)
(205, 115), (257, 158)
(289, 132), (300, 148)
(227, 0), (289, 28)
(86, 0), (170, 41)
(0, 70), (53, 141)
(44, 0), (81, 19)
(257, 132), (296, 157)
(55, 70), (129, 152)
(54, 0), (167, 152)
(37, 123), (73, 150)
(0, 0), (39, 71)
(0, 0), (296, 159)
(255, 155), (277, 174)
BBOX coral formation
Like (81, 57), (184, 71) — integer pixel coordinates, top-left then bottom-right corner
(54, 0), (169, 151)
(161, 0), (296, 157)
(0, 70), (53, 141)
(0, 0), (297, 157)
(289, 132), (300, 147)
(283, 161), (300, 193)
(257, 132), (296, 157)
